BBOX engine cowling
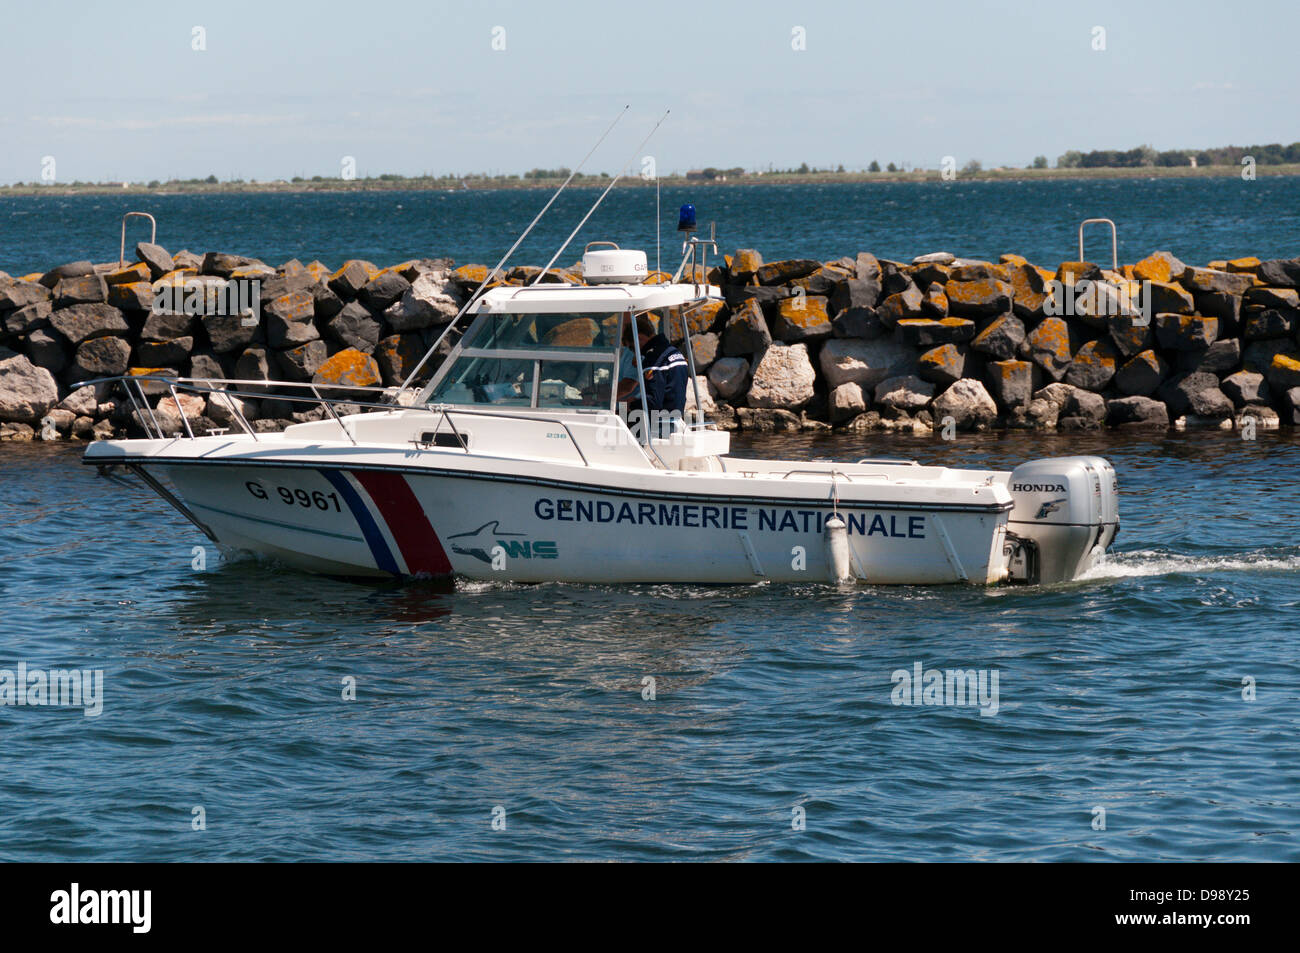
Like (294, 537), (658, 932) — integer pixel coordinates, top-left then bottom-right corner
(1004, 456), (1120, 584)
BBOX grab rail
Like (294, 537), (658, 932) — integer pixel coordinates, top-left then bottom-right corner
(86, 375), (594, 466)
(119, 212), (157, 268)
(1078, 217), (1118, 271)
(506, 284), (633, 297)
(672, 232), (719, 426)
(424, 404), (590, 467)
(779, 467), (856, 513)
(781, 469), (855, 482)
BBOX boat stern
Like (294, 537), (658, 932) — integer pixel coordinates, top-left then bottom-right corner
(1002, 456), (1120, 584)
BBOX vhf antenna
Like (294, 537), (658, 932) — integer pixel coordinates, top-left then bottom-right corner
(531, 110), (670, 284)
(399, 105), (630, 395)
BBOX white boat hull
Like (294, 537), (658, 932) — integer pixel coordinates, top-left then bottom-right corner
(159, 460), (1009, 585)
(86, 399), (1117, 587)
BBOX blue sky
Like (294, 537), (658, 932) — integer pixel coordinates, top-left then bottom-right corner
(1, 0), (1295, 184)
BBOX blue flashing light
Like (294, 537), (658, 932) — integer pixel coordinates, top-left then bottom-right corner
(677, 203), (697, 232)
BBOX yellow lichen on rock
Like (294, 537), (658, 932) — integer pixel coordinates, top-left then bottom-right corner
(106, 262), (151, 285)
(917, 344), (964, 381)
(107, 281), (154, 310)
(155, 268), (197, 287)
(381, 260), (419, 277)
(664, 299), (724, 338)
(453, 264), (490, 285)
(730, 249), (763, 281)
(775, 296), (830, 329)
(313, 348), (382, 388)
(1056, 261), (1098, 284)
(1133, 251), (1183, 284)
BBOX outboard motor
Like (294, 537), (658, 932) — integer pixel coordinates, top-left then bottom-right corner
(1003, 456), (1120, 584)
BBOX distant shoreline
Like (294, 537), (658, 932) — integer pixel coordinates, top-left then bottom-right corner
(4, 164), (1299, 197)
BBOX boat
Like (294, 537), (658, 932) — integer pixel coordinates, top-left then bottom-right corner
(82, 114), (1118, 586)
(82, 228), (1119, 586)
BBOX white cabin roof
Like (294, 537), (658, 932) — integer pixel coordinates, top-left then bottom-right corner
(474, 282), (722, 314)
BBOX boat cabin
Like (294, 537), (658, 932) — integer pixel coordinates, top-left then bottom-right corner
(418, 247), (721, 420)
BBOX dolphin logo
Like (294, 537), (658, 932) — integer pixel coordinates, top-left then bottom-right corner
(1035, 498), (1067, 520)
(447, 520), (525, 564)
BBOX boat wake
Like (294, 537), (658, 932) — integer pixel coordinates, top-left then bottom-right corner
(1077, 548), (1300, 581)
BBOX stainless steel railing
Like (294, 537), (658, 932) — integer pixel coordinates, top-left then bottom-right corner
(1078, 217), (1118, 271)
(119, 212), (157, 268)
(91, 375), (394, 445)
(88, 375), (594, 465)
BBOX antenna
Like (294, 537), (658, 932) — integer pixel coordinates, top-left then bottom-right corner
(531, 110), (670, 284)
(397, 105), (630, 395)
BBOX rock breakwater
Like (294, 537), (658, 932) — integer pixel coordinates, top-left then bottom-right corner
(2, 242), (1298, 441)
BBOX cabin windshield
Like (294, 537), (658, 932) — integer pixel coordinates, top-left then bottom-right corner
(428, 311), (626, 409)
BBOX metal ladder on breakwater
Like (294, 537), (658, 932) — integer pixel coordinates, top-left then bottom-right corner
(1078, 217), (1118, 270)
(119, 211), (157, 268)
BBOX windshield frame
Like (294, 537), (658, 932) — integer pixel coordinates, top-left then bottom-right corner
(424, 309), (633, 412)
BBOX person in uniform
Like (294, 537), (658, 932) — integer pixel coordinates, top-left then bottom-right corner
(617, 313), (688, 437)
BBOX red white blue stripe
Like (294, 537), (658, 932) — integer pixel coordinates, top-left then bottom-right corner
(320, 468), (452, 577)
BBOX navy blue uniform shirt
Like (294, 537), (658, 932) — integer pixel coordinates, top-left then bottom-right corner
(638, 333), (689, 413)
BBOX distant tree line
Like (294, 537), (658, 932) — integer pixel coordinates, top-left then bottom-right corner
(9, 144), (1300, 190)
(1056, 142), (1300, 168)
(768, 163), (847, 175)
